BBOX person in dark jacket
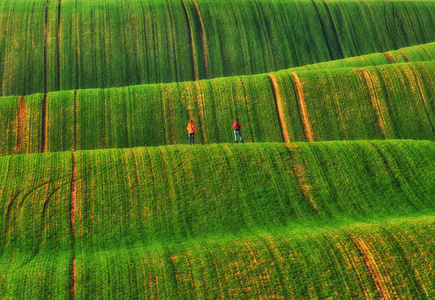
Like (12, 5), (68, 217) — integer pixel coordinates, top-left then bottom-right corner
(187, 119), (196, 145)
(233, 118), (243, 143)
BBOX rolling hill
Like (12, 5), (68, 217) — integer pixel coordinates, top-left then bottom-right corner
(1, 0), (435, 299)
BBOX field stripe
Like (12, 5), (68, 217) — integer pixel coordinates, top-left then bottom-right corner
(361, 68), (389, 139)
(73, 90), (77, 151)
(74, 1), (79, 89)
(69, 151), (76, 300)
(57, 0), (61, 91)
(194, 81), (206, 143)
(398, 50), (409, 62)
(382, 53), (393, 64)
(419, 45), (432, 61)
(43, 0), (49, 94)
(16, 96), (24, 152)
(284, 144), (320, 215)
(292, 73), (313, 142)
(269, 74), (289, 142)
(239, 77), (254, 142)
(192, 0), (210, 79)
(41, 93), (48, 153)
(407, 64), (435, 132)
(72, 258), (76, 299)
(180, 0), (198, 81)
(320, 0), (344, 58)
(333, 233), (371, 299)
(350, 235), (392, 300)
(310, 0), (333, 60)
(70, 151), (77, 235)
(166, 0), (179, 82)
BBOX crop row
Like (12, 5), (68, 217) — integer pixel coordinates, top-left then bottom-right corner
(1, 210), (434, 297)
(1, 0), (435, 96)
(1, 60), (435, 156)
(1, 140), (435, 250)
(1, 141), (435, 297)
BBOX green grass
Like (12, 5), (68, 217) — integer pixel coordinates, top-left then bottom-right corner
(2, 1), (435, 297)
(1, 60), (435, 156)
(1, 141), (435, 298)
(2, 141), (435, 246)
(2, 0), (435, 96)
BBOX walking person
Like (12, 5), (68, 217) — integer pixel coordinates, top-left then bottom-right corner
(187, 119), (196, 145)
(233, 118), (243, 143)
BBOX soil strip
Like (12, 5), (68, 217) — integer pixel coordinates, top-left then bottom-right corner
(72, 258), (76, 299)
(269, 74), (290, 142)
(351, 235), (392, 300)
(292, 73), (313, 142)
(382, 53), (392, 64)
(361, 69), (389, 139)
(398, 50), (409, 62)
(70, 151), (77, 234)
(284, 144), (320, 215)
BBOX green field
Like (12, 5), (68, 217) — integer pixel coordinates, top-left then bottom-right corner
(1, 0), (435, 298)
(1, 141), (435, 298)
(1, 0), (435, 96)
(2, 56), (435, 156)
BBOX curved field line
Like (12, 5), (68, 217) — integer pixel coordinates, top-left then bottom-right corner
(73, 90), (77, 151)
(350, 235), (393, 300)
(291, 73), (313, 142)
(16, 96), (24, 152)
(239, 77), (254, 142)
(310, 0), (333, 60)
(398, 50), (409, 62)
(74, 1), (79, 89)
(361, 68), (389, 139)
(44, 0), (49, 94)
(269, 74), (289, 142)
(320, 0), (344, 58)
(41, 93), (48, 153)
(389, 230), (431, 297)
(419, 46), (432, 61)
(166, 0), (179, 82)
(72, 258), (76, 299)
(70, 151), (77, 235)
(57, 0), (62, 91)
(284, 144), (320, 216)
(332, 233), (371, 299)
(180, 0), (198, 80)
(194, 81), (206, 143)
(192, 0), (209, 79)
(382, 53), (393, 64)
(407, 64), (435, 132)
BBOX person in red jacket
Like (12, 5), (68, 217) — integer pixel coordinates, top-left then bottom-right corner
(187, 119), (196, 145)
(233, 118), (243, 143)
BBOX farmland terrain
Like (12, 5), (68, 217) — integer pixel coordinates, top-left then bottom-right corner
(1, 0), (435, 299)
